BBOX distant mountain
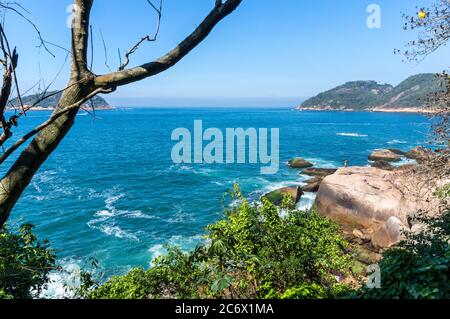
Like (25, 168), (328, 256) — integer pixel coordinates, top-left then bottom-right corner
(8, 91), (112, 110)
(299, 74), (441, 111)
(378, 74), (441, 109)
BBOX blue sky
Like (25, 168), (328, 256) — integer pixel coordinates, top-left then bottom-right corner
(4, 0), (450, 107)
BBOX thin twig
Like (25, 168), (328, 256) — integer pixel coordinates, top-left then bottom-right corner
(118, 0), (163, 71)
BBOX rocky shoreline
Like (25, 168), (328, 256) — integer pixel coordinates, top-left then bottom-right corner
(265, 146), (442, 256)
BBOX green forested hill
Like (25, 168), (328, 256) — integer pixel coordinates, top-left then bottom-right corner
(300, 74), (441, 110)
(8, 91), (112, 110)
(381, 73), (441, 108)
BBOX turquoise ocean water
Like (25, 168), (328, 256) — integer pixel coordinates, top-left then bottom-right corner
(3, 108), (430, 296)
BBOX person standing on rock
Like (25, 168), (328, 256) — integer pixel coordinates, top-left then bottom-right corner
(344, 160), (349, 168)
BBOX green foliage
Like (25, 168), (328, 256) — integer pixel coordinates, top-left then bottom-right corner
(90, 268), (155, 299)
(436, 183), (450, 200)
(279, 283), (347, 299)
(356, 211), (450, 299)
(0, 224), (56, 299)
(91, 186), (351, 299)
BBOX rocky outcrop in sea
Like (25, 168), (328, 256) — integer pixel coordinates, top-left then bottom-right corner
(276, 147), (445, 251)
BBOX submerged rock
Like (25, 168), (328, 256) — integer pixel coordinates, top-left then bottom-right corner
(302, 176), (324, 192)
(302, 168), (337, 177)
(368, 149), (402, 162)
(264, 186), (303, 207)
(288, 157), (313, 169)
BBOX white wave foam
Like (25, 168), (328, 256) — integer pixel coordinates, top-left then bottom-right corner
(38, 258), (84, 299)
(31, 195), (47, 202)
(126, 210), (156, 220)
(32, 181), (43, 194)
(87, 189), (155, 241)
(34, 170), (59, 183)
(262, 181), (303, 193)
(296, 192), (317, 211)
(148, 244), (165, 264)
(39, 272), (70, 299)
(197, 167), (216, 175)
(229, 198), (243, 208)
(166, 208), (193, 224)
(387, 139), (407, 145)
(301, 158), (338, 169)
(100, 225), (139, 241)
(30, 169), (76, 201)
(148, 236), (205, 266)
(95, 210), (114, 217)
(105, 193), (126, 212)
(336, 133), (368, 137)
(170, 164), (218, 176)
(168, 235), (204, 248)
(176, 165), (193, 172)
(392, 157), (417, 167)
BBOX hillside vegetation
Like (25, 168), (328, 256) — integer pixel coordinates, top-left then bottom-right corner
(300, 74), (441, 110)
(8, 91), (111, 110)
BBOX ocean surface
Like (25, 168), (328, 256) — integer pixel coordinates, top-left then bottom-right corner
(3, 108), (430, 296)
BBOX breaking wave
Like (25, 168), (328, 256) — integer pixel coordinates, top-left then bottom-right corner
(336, 132), (368, 137)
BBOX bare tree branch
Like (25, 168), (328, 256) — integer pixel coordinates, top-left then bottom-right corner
(100, 29), (112, 72)
(95, 0), (242, 88)
(0, 87), (109, 165)
(0, 0), (243, 227)
(118, 0), (163, 71)
(0, 1), (55, 57)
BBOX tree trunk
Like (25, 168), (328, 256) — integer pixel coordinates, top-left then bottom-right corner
(0, 83), (92, 226)
(0, 0), (241, 227)
(0, 0), (94, 227)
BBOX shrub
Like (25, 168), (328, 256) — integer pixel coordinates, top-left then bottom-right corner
(91, 186), (351, 299)
(0, 224), (56, 299)
(356, 209), (450, 299)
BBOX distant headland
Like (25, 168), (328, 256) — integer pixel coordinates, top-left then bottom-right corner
(297, 73), (442, 113)
(7, 90), (113, 111)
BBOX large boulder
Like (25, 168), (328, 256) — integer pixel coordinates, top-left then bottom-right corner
(264, 186), (303, 207)
(302, 167), (337, 177)
(315, 166), (439, 248)
(371, 216), (407, 249)
(288, 157), (313, 169)
(316, 167), (412, 229)
(368, 149), (402, 162)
